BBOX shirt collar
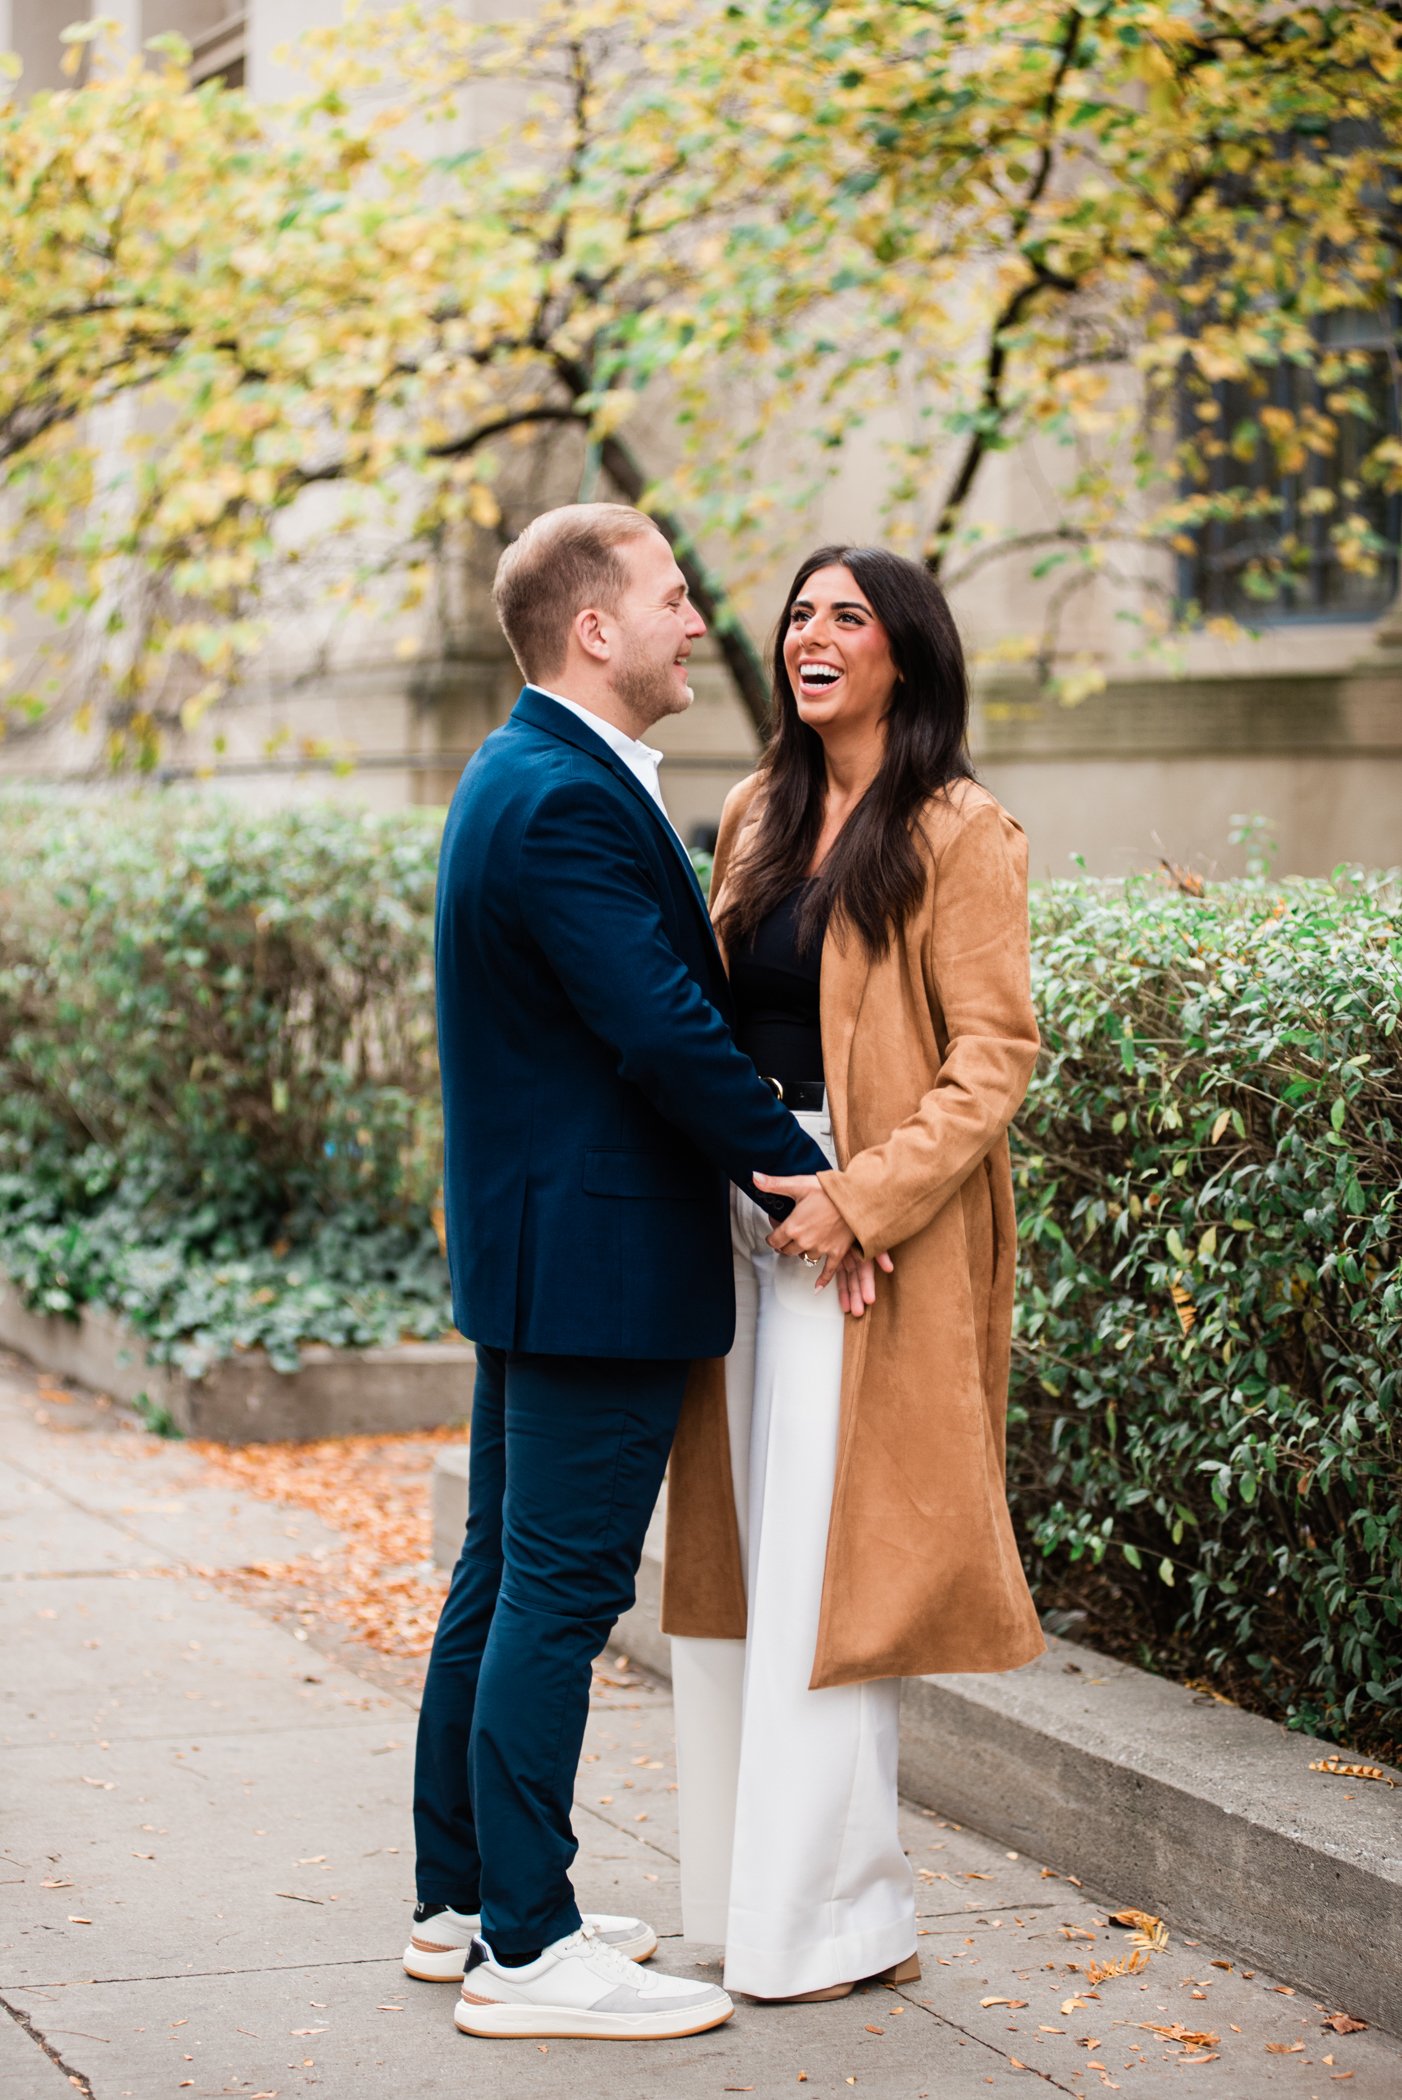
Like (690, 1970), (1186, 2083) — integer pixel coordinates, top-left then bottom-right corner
(533, 686), (665, 773)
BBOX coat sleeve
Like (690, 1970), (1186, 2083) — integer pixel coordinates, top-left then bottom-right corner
(816, 800), (1040, 1258)
(515, 775), (828, 1198)
(707, 773), (762, 905)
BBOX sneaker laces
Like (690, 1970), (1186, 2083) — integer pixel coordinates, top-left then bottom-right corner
(561, 1921), (649, 1987)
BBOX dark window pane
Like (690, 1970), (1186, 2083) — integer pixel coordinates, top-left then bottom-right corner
(1180, 306), (1399, 623)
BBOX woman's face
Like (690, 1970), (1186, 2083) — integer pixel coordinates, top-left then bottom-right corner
(782, 564), (899, 739)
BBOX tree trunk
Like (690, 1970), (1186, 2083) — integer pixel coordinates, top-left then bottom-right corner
(600, 435), (771, 738)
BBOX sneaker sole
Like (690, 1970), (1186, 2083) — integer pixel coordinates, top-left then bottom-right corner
(405, 1925), (657, 1981)
(403, 1941), (472, 1982)
(454, 1997), (733, 2041)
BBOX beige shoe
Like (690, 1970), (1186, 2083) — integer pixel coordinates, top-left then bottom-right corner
(751, 1950), (921, 2004)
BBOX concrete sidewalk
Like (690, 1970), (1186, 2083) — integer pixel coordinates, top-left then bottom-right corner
(1, 1353), (1397, 2100)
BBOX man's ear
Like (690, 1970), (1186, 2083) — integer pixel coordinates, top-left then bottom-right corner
(574, 606), (611, 664)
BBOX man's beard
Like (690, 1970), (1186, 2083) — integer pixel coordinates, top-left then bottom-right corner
(612, 632), (691, 728)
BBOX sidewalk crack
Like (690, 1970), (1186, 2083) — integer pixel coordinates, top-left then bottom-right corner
(892, 1984), (1083, 2096)
(1, 1988), (96, 2098)
(7, 1955), (404, 1990)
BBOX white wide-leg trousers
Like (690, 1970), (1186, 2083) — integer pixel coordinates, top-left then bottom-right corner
(671, 1107), (916, 1999)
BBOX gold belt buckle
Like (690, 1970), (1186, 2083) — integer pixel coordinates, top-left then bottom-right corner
(760, 1075), (785, 1102)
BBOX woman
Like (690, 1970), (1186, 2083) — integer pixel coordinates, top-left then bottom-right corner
(663, 545), (1045, 2004)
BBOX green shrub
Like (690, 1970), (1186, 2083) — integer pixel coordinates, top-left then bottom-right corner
(1012, 868), (1401, 1755)
(0, 792), (450, 1372)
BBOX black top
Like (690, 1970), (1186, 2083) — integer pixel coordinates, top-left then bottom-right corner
(730, 881), (828, 1093)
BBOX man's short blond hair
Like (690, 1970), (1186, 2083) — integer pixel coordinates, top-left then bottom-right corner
(492, 503), (662, 683)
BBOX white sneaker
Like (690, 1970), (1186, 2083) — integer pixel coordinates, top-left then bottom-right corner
(454, 1922), (734, 2039)
(404, 1903), (657, 1981)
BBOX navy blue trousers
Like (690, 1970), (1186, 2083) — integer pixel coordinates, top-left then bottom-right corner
(412, 1345), (688, 1956)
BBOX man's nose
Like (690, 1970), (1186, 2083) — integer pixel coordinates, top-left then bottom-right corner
(685, 604), (707, 639)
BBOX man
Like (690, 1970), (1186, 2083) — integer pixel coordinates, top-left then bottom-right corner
(406, 503), (832, 2041)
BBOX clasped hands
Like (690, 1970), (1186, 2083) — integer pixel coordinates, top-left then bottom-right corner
(752, 1172), (894, 1318)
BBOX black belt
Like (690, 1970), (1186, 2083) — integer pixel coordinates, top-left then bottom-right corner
(760, 1076), (826, 1113)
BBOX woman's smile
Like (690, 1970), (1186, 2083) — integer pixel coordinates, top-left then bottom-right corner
(796, 660), (844, 696)
(782, 563), (899, 732)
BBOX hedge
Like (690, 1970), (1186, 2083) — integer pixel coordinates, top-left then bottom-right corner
(0, 792), (1397, 1753)
(1011, 869), (1400, 1756)
(0, 793), (449, 1373)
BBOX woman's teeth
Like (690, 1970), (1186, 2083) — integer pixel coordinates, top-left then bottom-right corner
(799, 665), (841, 690)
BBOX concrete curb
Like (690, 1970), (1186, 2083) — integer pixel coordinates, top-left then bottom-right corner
(432, 1449), (1402, 2035)
(0, 1288), (474, 1442)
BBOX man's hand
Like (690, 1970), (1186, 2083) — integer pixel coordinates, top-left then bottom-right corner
(753, 1171), (854, 1290)
(835, 1248), (896, 1318)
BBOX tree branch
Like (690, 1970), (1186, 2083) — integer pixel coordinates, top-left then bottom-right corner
(926, 6), (1086, 570)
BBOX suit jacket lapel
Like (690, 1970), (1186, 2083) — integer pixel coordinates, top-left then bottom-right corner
(512, 686), (718, 945)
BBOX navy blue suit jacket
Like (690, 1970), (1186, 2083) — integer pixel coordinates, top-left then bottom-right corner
(435, 685), (829, 1359)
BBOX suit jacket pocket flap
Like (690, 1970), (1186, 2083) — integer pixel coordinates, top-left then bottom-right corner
(582, 1147), (701, 1200)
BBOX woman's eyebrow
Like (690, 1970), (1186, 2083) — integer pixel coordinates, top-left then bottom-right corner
(791, 597), (870, 614)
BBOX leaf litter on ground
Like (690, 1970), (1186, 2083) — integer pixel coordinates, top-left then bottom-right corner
(192, 1429), (458, 1655)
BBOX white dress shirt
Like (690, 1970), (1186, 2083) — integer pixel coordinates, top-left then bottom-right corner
(534, 686), (683, 842)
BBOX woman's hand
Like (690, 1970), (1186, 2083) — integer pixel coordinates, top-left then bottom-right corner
(835, 1248), (896, 1317)
(753, 1171), (854, 1290)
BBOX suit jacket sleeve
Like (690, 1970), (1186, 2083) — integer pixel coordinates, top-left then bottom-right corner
(816, 800), (1040, 1258)
(516, 777), (828, 1197)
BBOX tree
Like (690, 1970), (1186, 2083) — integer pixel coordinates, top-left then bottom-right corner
(2, 4), (1398, 763)
(0, 7), (782, 765)
(623, 0), (1402, 695)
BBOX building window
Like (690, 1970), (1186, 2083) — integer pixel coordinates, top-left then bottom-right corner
(1180, 302), (1400, 624)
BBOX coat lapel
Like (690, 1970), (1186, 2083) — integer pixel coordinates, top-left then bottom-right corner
(817, 916), (873, 1171)
(512, 686), (717, 940)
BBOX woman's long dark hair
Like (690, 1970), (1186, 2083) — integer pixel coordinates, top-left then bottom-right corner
(715, 545), (974, 961)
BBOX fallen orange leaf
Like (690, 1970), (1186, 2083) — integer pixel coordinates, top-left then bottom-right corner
(1141, 2023), (1219, 2049)
(1086, 1952), (1146, 1984)
(1309, 1757), (1396, 1787)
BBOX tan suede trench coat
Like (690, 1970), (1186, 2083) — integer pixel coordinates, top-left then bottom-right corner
(660, 772), (1046, 1689)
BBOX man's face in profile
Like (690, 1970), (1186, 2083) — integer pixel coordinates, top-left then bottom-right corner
(608, 530), (707, 728)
